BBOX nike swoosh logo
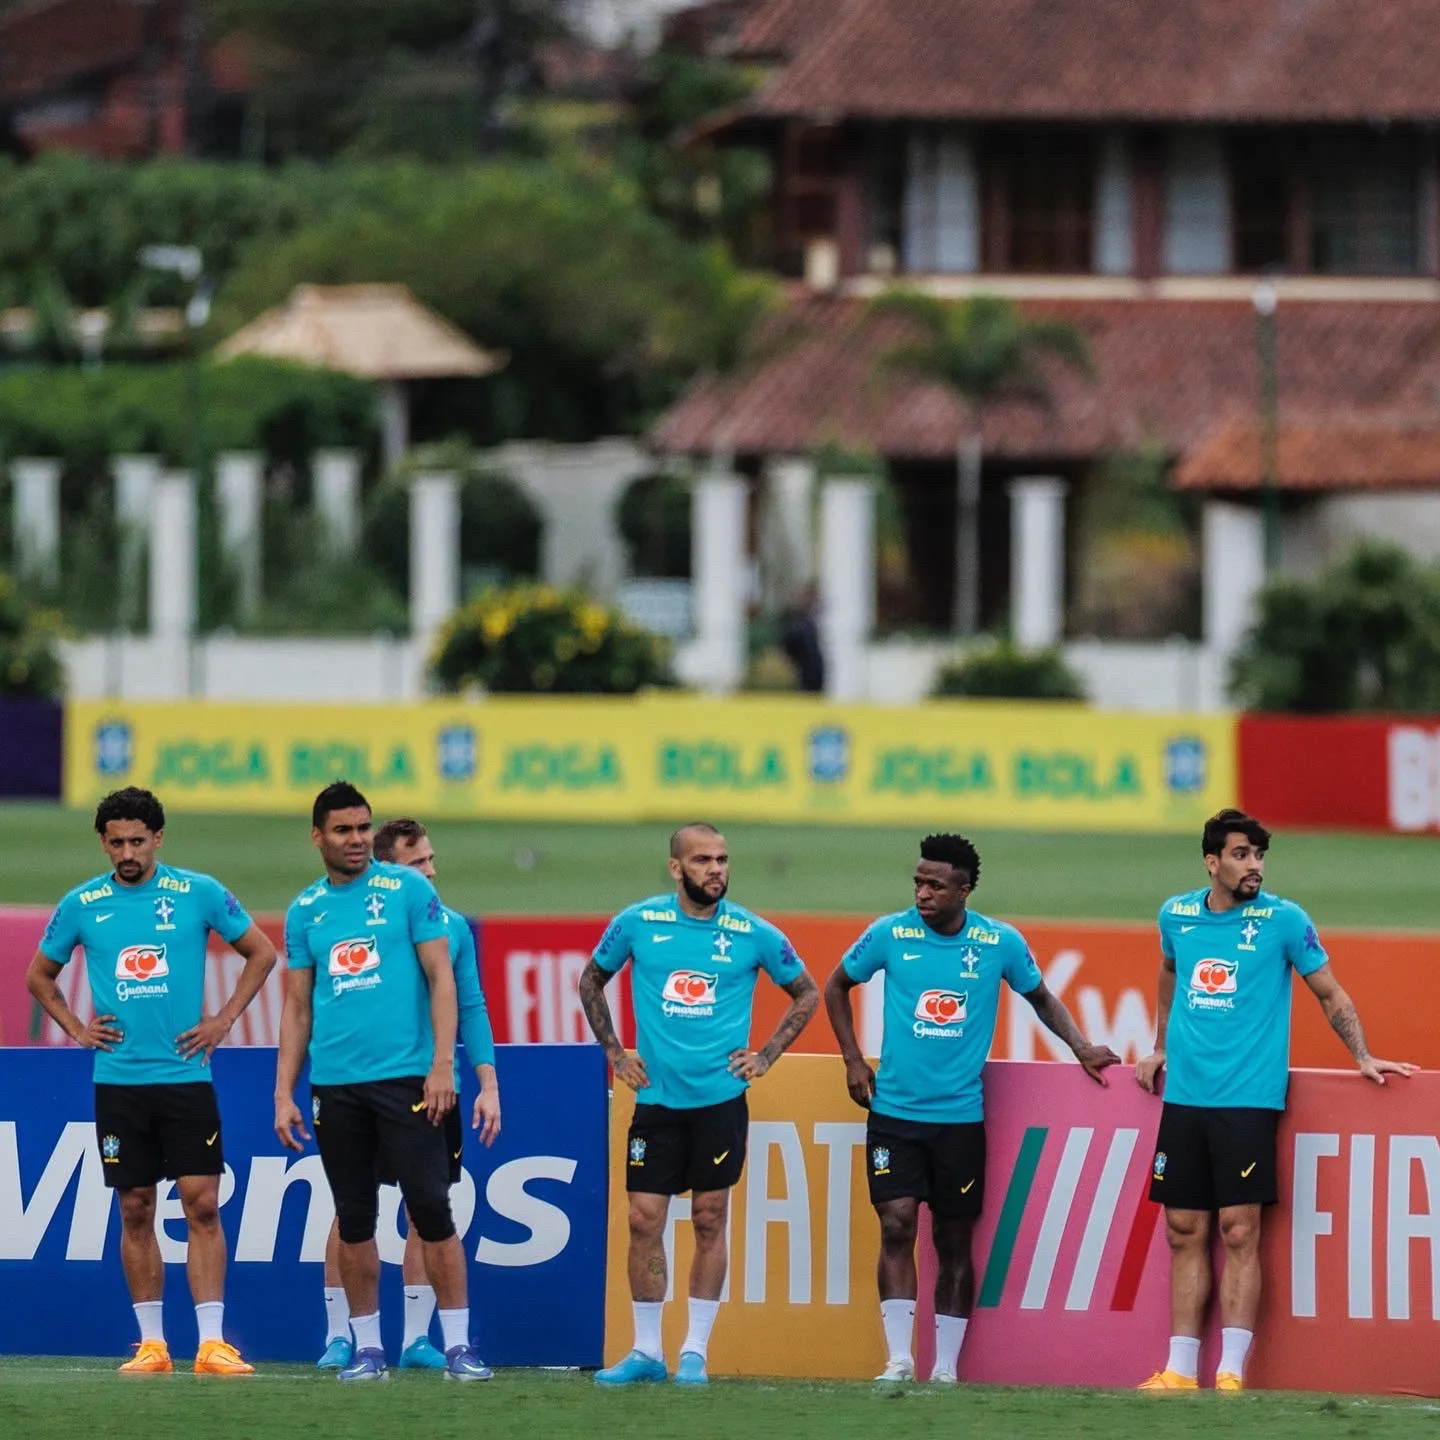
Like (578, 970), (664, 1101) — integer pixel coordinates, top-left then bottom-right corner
(652, 935), (674, 943)
(95, 914), (114, 923)
(1241, 1162), (1256, 1178)
(452, 1150), (462, 1160)
(205, 1132), (218, 1147)
(311, 913), (326, 924)
(902, 952), (923, 960)
(713, 1150), (729, 1165)
(411, 1101), (427, 1113)
(960, 1179), (976, 1194)
(1179, 925), (1196, 933)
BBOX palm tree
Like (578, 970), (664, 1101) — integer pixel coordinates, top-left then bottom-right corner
(875, 291), (1091, 636)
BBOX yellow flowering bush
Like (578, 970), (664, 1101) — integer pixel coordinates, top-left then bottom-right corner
(428, 585), (674, 694)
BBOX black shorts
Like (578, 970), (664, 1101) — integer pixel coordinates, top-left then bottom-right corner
(381, 1106), (464, 1187)
(625, 1095), (748, 1195)
(1148, 1103), (1280, 1210)
(312, 1077), (452, 1223)
(94, 1082), (223, 1191)
(866, 1112), (987, 1218)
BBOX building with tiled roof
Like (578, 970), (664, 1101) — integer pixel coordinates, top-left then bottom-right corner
(655, 0), (1440, 675)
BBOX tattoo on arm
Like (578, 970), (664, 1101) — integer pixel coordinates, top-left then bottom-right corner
(760, 972), (820, 1065)
(578, 959), (622, 1056)
(1327, 999), (1371, 1062)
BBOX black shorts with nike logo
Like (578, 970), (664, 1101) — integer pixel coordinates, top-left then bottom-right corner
(93, 1081), (223, 1190)
(865, 1112), (987, 1218)
(1148, 1102), (1280, 1210)
(625, 1094), (748, 1194)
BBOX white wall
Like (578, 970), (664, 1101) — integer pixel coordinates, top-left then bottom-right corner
(59, 633), (1233, 710)
(1163, 130), (1230, 274)
(1285, 493), (1440, 572)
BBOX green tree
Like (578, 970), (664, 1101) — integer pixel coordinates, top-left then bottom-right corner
(1230, 540), (1440, 713)
(875, 292), (1091, 635)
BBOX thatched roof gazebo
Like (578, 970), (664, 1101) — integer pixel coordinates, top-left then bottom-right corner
(217, 284), (505, 465)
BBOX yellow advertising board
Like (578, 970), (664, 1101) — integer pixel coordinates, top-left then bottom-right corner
(65, 697), (1234, 831)
(605, 1058), (885, 1379)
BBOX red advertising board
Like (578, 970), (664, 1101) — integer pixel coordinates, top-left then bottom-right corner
(1239, 712), (1440, 833)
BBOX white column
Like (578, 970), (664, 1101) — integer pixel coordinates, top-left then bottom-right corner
(113, 454), (161, 632)
(690, 468), (748, 692)
(1007, 476), (1068, 648)
(150, 470), (197, 638)
(11, 457), (61, 585)
(379, 380), (409, 471)
(215, 452), (264, 619)
(1095, 131), (1134, 275)
(760, 455), (816, 607)
(410, 471), (460, 637)
(313, 448), (361, 554)
(1203, 500), (1266, 654)
(819, 477), (876, 701)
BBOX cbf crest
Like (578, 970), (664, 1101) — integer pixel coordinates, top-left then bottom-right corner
(872, 1145), (891, 1176)
(628, 1137), (646, 1166)
(1152, 1150), (1168, 1181)
(102, 1134), (120, 1163)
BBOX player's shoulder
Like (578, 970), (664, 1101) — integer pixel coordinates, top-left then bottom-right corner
(156, 864), (222, 895)
(619, 893), (680, 925)
(286, 875), (330, 914)
(372, 858), (424, 888)
(715, 898), (777, 936)
(1158, 887), (1208, 925)
(56, 871), (114, 910)
(1249, 891), (1312, 927)
(962, 906), (1022, 940)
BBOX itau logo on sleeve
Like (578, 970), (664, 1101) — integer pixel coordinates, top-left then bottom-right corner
(661, 970), (717, 1017)
(115, 944), (169, 1000)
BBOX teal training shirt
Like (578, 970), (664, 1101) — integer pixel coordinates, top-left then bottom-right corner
(1158, 887), (1328, 1110)
(284, 860), (449, 1086)
(41, 864), (252, 1086)
(592, 895), (804, 1110)
(843, 906), (1042, 1123)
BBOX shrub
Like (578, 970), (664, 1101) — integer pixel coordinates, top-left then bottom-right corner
(0, 573), (64, 697)
(429, 585), (673, 695)
(615, 472), (691, 579)
(363, 446), (543, 596)
(932, 643), (1087, 701)
(1229, 540), (1440, 713)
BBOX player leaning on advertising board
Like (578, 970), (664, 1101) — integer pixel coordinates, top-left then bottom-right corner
(25, 786), (277, 1375)
(578, 822), (819, 1387)
(825, 832), (1118, 1385)
(1135, 808), (1415, 1393)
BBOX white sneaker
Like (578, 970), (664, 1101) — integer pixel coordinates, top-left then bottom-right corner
(874, 1359), (915, 1383)
(930, 1369), (958, 1386)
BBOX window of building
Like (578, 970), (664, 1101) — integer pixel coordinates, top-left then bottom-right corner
(1310, 134), (1419, 275)
(1231, 133), (1291, 273)
(981, 130), (1096, 273)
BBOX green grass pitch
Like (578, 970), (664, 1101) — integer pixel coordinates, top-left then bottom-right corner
(0, 804), (1436, 928)
(0, 1360), (1434, 1440)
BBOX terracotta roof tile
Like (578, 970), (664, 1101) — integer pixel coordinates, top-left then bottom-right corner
(727, 0), (1440, 124)
(651, 295), (1440, 479)
(1174, 411), (1440, 491)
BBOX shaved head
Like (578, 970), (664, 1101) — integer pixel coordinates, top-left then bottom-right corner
(669, 821), (723, 860)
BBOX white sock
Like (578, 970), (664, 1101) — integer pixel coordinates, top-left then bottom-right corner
(438, 1307), (469, 1353)
(681, 1297), (720, 1360)
(1166, 1334), (1201, 1380)
(934, 1313), (968, 1374)
(324, 1286), (351, 1344)
(195, 1301), (224, 1345)
(133, 1301), (165, 1345)
(403, 1285), (436, 1348)
(880, 1298), (916, 1365)
(1219, 1327), (1253, 1378)
(632, 1300), (664, 1362)
(351, 1311), (382, 1353)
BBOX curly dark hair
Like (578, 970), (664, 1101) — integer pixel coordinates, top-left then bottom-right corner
(94, 787), (164, 835)
(919, 832), (981, 888)
(311, 781), (370, 830)
(1201, 808), (1271, 857)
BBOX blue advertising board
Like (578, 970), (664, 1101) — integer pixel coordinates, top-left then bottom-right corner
(0, 1044), (608, 1365)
